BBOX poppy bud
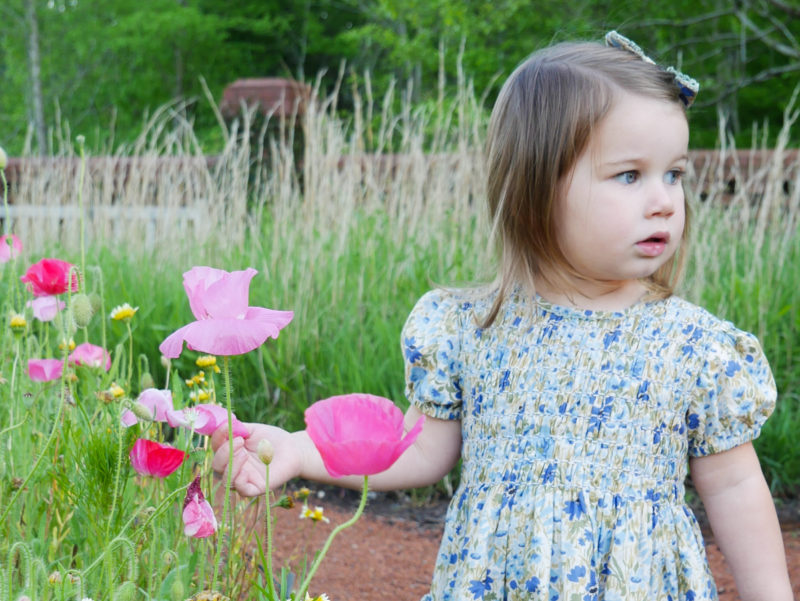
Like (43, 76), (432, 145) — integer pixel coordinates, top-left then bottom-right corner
(0, 146), (7, 170)
(257, 439), (274, 465)
(71, 293), (94, 328)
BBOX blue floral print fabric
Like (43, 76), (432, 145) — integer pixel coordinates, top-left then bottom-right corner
(402, 287), (776, 601)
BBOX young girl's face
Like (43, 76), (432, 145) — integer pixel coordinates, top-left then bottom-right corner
(553, 91), (688, 297)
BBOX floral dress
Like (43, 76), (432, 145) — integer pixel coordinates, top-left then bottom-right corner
(401, 287), (776, 601)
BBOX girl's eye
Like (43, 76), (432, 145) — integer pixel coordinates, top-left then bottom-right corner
(614, 171), (638, 184)
(664, 169), (685, 185)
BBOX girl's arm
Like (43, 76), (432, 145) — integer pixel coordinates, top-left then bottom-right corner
(211, 405), (462, 496)
(690, 442), (793, 601)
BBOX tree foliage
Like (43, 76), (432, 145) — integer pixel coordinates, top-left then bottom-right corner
(0, 0), (798, 154)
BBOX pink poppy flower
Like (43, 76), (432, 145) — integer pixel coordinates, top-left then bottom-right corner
(129, 438), (186, 478)
(20, 258), (79, 297)
(0, 234), (22, 263)
(159, 266), (293, 358)
(27, 358), (64, 382)
(121, 389), (174, 426)
(166, 403), (250, 438)
(68, 342), (111, 371)
(304, 393), (425, 478)
(182, 476), (218, 538)
(26, 295), (66, 322)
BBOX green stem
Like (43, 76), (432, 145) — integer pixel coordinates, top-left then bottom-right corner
(295, 475), (369, 601)
(126, 321), (134, 389)
(211, 355), (235, 592)
(264, 464), (277, 600)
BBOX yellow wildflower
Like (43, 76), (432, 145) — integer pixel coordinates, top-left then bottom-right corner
(9, 313), (26, 333)
(109, 382), (125, 398)
(294, 487), (312, 502)
(58, 338), (76, 351)
(110, 303), (138, 322)
(195, 355), (217, 368)
(300, 505), (329, 523)
(189, 389), (210, 402)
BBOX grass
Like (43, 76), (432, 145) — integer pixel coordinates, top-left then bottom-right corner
(0, 72), (798, 599)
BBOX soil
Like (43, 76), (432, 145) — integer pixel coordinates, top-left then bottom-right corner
(231, 484), (800, 601)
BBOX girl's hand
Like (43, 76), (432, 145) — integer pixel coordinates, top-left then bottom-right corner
(210, 423), (303, 497)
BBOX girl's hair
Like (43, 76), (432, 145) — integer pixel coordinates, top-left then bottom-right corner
(482, 40), (691, 327)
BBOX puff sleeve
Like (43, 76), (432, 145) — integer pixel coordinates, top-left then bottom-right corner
(687, 320), (777, 457)
(401, 289), (464, 420)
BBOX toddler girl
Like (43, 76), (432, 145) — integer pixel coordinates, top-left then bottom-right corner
(212, 33), (792, 600)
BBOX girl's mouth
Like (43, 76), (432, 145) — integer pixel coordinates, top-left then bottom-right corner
(637, 232), (670, 257)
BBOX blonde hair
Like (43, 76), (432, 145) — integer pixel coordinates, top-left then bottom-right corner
(482, 40), (690, 327)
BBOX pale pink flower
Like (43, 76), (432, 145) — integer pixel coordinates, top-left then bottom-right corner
(129, 439), (186, 478)
(0, 234), (22, 262)
(159, 266), (293, 358)
(68, 342), (111, 371)
(121, 388), (174, 426)
(27, 358), (64, 382)
(27, 295), (66, 322)
(166, 403), (250, 438)
(182, 476), (217, 538)
(304, 393), (425, 478)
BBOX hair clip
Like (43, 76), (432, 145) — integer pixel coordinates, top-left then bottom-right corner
(604, 30), (699, 108)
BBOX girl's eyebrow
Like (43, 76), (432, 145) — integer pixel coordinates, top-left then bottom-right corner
(601, 153), (689, 167)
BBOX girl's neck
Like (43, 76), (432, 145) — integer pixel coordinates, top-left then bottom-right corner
(531, 275), (648, 312)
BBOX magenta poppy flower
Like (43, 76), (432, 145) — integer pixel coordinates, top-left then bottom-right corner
(182, 476), (218, 538)
(129, 438), (186, 478)
(121, 388), (174, 426)
(0, 234), (22, 263)
(304, 393), (425, 478)
(27, 358), (64, 382)
(27, 295), (66, 322)
(68, 342), (111, 371)
(158, 266), (293, 358)
(166, 403), (250, 438)
(20, 258), (79, 297)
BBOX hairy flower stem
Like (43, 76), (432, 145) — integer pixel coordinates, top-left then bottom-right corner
(126, 321), (134, 387)
(211, 355), (235, 592)
(296, 475), (370, 601)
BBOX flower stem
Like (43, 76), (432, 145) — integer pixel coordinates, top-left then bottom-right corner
(295, 475), (370, 601)
(211, 355), (235, 592)
(76, 136), (87, 278)
(264, 464), (277, 600)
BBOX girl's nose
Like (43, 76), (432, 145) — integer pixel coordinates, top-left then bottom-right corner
(646, 183), (678, 217)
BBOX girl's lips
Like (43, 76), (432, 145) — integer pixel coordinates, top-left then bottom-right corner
(636, 232), (670, 257)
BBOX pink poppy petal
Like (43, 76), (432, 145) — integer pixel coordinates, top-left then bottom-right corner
(69, 343), (111, 371)
(305, 394), (425, 477)
(136, 389), (173, 421)
(129, 439), (186, 478)
(193, 404), (250, 437)
(182, 477), (217, 538)
(27, 295), (65, 322)
(27, 358), (64, 382)
(201, 268), (257, 319)
(183, 266), (228, 320)
(158, 323), (194, 359)
(121, 410), (138, 427)
(180, 318), (280, 356)
(165, 408), (212, 431)
(0, 234), (23, 262)
(244, 307), (294, 332)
